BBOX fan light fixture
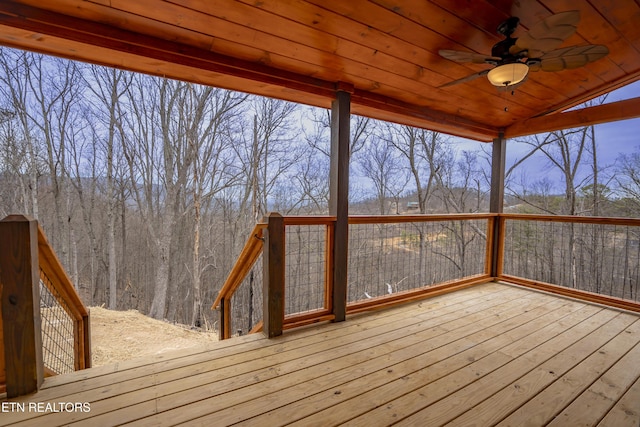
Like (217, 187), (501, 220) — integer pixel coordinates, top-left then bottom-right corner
(487, 62), (529, 87)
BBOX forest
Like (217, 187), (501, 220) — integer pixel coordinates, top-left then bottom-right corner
(1, 47), (639, 329)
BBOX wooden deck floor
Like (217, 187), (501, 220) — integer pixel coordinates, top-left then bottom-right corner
(2, 282), (639, 426)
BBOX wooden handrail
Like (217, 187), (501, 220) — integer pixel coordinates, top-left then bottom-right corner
(283, 215), (337, 226)
(211, 223), (267, 311)
(211, 217), (338, 311)
(37, 225), (89, 321)
(499, 213), (640, 226)
(211, 223), (266, 340)
(349, 213), (497, 224)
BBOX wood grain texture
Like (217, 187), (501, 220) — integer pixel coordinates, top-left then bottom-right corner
(3, 283), (638, 426)
(506, 97), (640, 139)
(0, 0), (637, 141)
(329, 91), (351, 322)
(263, 213), (285, 338)
(1, 215), (90, 396)
(0, 215), (43, 398)
(500, 275), (640, 313)
(0, 281), (4, 390)
(211, 223), (266, 311)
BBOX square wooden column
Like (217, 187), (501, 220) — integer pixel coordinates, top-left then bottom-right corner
(0, 215), (44, 397)
(263, 213), (285, 338)
(329, 88), (351, 322)
(490, 134), (506, 278)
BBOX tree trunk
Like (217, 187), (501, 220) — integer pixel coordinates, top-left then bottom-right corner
(149, 226), (172, 319)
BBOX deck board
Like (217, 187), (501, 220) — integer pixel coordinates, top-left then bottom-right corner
(1, 282), (639, 426)
(598, 376), (640, 427)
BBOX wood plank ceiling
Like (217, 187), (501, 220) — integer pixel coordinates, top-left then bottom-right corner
(0, 0), (638, 142)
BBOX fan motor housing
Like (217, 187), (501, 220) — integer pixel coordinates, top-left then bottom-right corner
(491, 37), (518, 59)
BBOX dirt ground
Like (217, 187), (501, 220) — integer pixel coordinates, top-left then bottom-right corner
(89, 306), (218, 367)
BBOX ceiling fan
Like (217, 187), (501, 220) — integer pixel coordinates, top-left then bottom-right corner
(438, 11), (609, 89)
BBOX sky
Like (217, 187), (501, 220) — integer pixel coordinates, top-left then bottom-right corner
(450, 80), (640, 193)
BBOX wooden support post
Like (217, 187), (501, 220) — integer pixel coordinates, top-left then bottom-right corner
(0, 215), (44, 397)
(218, 297), (228, 340)
(73, 313), (91, 370)
(329, 89), (351, 322)
(263, 212), (285, 338)
(489, 134), (506, 278)
(81, 313), (91, 369)
(324, 223), (335, 312)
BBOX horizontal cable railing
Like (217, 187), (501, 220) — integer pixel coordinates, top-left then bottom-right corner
(500, 214), (640, 311)
(1, 215), (91, 398)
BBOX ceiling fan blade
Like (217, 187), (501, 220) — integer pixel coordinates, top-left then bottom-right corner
(510, 10), (580, 58)
(540, 45), (609, 71)
(439, 69), (490, 88)
(439, 49), (499, 64)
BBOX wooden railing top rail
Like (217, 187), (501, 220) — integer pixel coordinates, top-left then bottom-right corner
(349, 213), (497, 224)
(283, 215), (336, 226)
(212, 222), (267, 310)
(37, 222), (88, 320)
(500, 213), (640, 227)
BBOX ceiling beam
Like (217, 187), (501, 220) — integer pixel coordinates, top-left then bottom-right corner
(505, 97), (640, 139)
(0, 0), (498, 141)
(351, 90), (498, 142)
(0, 1), (338, 97)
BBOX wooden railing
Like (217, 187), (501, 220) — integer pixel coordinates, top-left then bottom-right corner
(214, 212), (640, 340)
(0, 215), (90, 398)
(212, 222), (266, 340)
(213, 213), (496, 339)
(497, 213), (640, 313)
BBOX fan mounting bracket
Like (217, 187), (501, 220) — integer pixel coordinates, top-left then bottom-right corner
(497, 17), (520, 37)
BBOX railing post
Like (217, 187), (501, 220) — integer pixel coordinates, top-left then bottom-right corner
(329, 87), (351, 322)
(218, 297), (228, 341)
(491, 215), (506, 278)
(0, 215), (44, 397)
(490, 134), (506, 278)
(81, 313), (91, 369)
(324, 222), (335, 312)
(263, 212), (285, 338)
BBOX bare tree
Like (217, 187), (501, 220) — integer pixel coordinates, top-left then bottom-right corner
(508, 124), (599, 289)
(81, 66), (132, 308)
(384, 124), (447, 284)
(358, 137), (408, 214)
(616, 149), (640, 214)
(434, 150), (487, 275)
(28, 55), (86, 270)
(121, 75), (186, 320)
(183, 85), (246, 327)
(288, 149), (330, 213)
(304, 108), (371, 158)
(0, 49), (41, 219)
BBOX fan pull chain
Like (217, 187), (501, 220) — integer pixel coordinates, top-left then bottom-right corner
(503, 83), (509, 112)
